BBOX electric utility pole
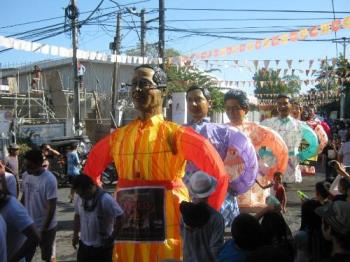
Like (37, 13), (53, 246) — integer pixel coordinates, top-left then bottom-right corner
(140, 9), (146, 57)
(69, 0), (81, 134)
(110, 12), (122, 128)
(333, 37), (350, 58)
(159, 0), (165, 68)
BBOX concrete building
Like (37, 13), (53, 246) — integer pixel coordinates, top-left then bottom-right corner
(0, 58), (140, 142)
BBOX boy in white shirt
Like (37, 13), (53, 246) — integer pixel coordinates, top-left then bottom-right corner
(72, 174), (123, 262)
(21, 150), (57, 262)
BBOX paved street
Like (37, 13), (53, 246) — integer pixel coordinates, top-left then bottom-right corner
(32, 174), (324, 261)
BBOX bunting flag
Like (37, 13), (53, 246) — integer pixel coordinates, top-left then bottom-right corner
(175, 16), (350, 61)
(253, 60), (259, 71)
(264, 60), (270, 69)
(309, 60), (314, 69)
(209, 77), (350, 89)
(0, 34), (162, 65)
(277, 68), (282, 76)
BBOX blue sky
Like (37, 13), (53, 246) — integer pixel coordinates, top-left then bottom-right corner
(1, 0), (349, 94)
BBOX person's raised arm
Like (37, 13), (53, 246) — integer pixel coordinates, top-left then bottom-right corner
(314, 125), (328, 154)
(179, 127), (228, 210)
(83, 134), (114, 185)
(332, 160), (350, 181)
(255, 179), (273, 190)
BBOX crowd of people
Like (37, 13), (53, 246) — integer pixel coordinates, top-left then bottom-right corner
(0, 64), (350, 262)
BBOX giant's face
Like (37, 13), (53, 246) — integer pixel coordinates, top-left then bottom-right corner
(301, 107), (314, 121)
(186, 89), (210, 121)
(131, 67), (163, 112)
(276, 97), (291, 117)
(225, 98), (247, 124)
(291, 103), (301, 119)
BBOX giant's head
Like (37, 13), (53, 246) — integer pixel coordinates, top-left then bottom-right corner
(131, 65), (167, 113)
(224, 89), (249, 124)
(276, 94), (292, 118)
(186, 85), (211, 122)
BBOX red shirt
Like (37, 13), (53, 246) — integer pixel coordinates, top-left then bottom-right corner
(274, 183), (285, 204)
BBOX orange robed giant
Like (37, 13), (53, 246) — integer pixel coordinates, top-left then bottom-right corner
(83, 65), (228, 262)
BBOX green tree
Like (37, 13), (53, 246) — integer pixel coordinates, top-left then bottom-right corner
(125, 46), (224, 112)
(253, 69), (301, 98)
(165, 64), (224, 112)
(283, 74), (301, 94)
(315, 61), (338, 91)
(335, 56), (350, 118)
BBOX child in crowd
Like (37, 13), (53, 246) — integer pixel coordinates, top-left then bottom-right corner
(180, 171), (225, 262)
(72, 174), (123, 262)
(256, 172), (287, 213)
(295, 181), (333, 262)
(217, 213), (264, 262)
(333, 177), (350, 202)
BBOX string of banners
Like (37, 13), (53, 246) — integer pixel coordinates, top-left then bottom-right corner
(213, 77), (350, 88)
(0, 34), (162, 65)
(194, 58), (345, 74)
(257, 90), (341, 107)
(168, 16), (350, 64)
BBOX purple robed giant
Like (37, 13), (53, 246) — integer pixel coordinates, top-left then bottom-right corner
(185, 118), (258, 195)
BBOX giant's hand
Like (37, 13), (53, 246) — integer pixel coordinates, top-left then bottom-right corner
(179, 127), (228, 210)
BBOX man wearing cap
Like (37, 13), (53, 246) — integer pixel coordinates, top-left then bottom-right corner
(180, 171), (225, 262)
(261, 94), (319, 183)
(185, 85), (258, 226)
(315, 201), (350, 261)
(83, 65), (228, 262)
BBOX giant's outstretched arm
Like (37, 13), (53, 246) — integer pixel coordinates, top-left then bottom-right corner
(256, 125), (289, 180)
(298, 123), (319, 161)
(227, 129), (258, 195)
(83, 134), (114, 185)
(178, 127), (228, 210)
(314, 124), (328, 153)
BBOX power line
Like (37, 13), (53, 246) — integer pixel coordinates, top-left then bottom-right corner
(151, 7), (350, 14)
(164, 17), (344, 22)
(0, 0), (150, 30)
